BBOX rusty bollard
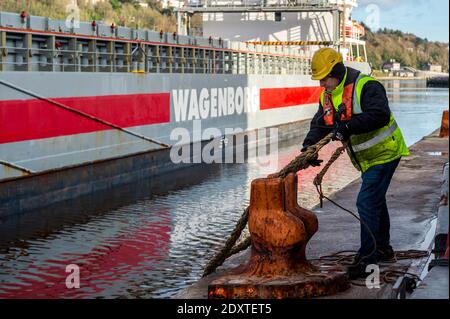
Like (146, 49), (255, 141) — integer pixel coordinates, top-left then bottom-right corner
(208, 173), (349, 299)
(440, 110), (449, 138)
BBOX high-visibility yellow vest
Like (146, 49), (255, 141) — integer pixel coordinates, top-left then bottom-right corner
(320, 72), (409, 172)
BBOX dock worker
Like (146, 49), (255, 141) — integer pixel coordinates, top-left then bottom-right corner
(301, 47), (410, 279)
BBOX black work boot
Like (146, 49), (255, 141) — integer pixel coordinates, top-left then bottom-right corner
(348, 260), (379, 280)
(351, 253), (362, 265)
(348, 262), (369, 280)
(348, 253), (377, 280)
(377, 245), (396, 262)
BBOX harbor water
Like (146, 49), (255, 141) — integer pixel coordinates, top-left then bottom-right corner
(0, 79), (448, 299)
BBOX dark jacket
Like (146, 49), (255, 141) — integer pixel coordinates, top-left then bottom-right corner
(302, 67), (391, 148)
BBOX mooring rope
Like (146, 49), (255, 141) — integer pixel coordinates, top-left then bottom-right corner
(0, 159), (35, 174)
(310, 249), (428, 286)
(313, 145), (346, 208)
(274, 133), (334, 179)
(201, 133), (334, 277)
(309, 249), (429, 266)
(202, 207), (249, 277)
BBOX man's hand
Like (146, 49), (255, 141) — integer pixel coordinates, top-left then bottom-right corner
(301, 143), (312, 153)
(301, 144), (323, 167)
(305, 151), (323, 167)
(332, 123), (351, 142)
(307, 156), (323, 167)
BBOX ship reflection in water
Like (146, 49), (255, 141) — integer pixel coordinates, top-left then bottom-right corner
(0, 80), (448, 298)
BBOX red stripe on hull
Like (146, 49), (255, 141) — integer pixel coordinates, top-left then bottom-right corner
(260, 86), (323, 110)
(0, 93), (170, 144)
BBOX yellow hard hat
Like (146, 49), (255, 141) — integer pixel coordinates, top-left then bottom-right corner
(311, 47), (343, 80)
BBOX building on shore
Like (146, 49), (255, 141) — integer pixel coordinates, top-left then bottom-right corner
(87, 0), (153, 7)
(426, 63), (443, 73)
(158, 0), (185, 8)
(87, 0), (107, 4)
(381, 59), (414, 77)
(382, 59), (401, 72)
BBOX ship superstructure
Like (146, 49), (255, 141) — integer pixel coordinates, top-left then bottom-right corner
(177, 0), (367, 63)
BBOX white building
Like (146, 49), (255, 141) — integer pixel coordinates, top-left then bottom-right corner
(86, 0), (106, 4)
(382, 59), (401, 72)
(427, 64), (443, 73)
(86, 0), (150, 7)
(158, 0), (185, 8)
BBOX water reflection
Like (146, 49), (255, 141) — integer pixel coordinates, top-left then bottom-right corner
(0, 79), (448, 299)
(381, 79), (449, 146)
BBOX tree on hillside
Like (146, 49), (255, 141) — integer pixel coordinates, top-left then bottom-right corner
(361, 25), (449, 72)
(110, 0), (121, 9)
(118, 0), (139, 5)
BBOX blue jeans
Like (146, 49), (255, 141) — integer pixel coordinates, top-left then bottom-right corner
(356, 158), (400, 263)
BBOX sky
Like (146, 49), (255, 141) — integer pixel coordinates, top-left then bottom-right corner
(351, 0), (449, 42)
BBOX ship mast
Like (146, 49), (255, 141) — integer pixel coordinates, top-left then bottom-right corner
(340, 0), (367, 62)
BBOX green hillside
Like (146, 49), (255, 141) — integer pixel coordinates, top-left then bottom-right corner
(362, 23), (449, 72)
(0, 0), (177, 32)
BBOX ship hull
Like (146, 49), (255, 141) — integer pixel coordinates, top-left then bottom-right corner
(0, 72), (321, 216)
(0, 119), (313, 217)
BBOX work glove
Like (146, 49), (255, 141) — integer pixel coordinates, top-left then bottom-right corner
(306, 156), (323, 167)
(300, 144), (323, 167)
(332, 122), (351, 142)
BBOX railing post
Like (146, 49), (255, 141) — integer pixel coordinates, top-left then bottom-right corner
(168, 46), (173, 74)
(0, 31), (6, 71)
(220, 51), (226, 74)
(24, 33), (32, 72)
(246, 52), (250, 74)
(68, 38), (78, 72)
(191, 47), (196, 74)
(88, 39), (97, 72)
(211, 50), (216, 74)
(155, 45), (160, 73)
(124, 42), (131, 72)
(181, 47), (186, 74)
(45, 36), (56, 72)
(202, 49), (207, 74)
(137, 43), (145, 72)
(106, 41), (114, 72)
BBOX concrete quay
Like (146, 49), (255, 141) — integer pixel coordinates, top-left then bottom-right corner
(178, 130), (449, 299)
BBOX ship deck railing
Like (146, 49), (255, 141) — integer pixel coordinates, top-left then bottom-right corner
(181, 0), (344, 12)
(0, 30), (312, 75)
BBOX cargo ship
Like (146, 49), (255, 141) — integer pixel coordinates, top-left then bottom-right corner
(0, 0), (370, 216)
